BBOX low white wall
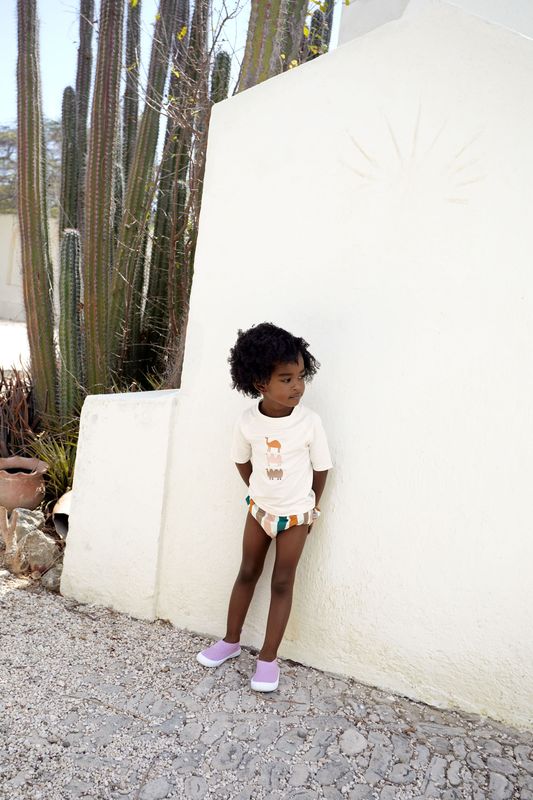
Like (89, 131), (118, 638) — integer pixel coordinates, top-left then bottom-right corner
(61, 390), (179, 620)
(62, 2), (533, 729)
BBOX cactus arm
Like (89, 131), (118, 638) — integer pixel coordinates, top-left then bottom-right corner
(210, 51), (231, 103)
(75, 0), (94, 232)
(109, 0), (180, 369)
(83, 0), (124, 393)
(123, 0), (141, 185)
(59, 229), (83, 421)
(16, 0), (57, 416)
(59, 86), (78, 234)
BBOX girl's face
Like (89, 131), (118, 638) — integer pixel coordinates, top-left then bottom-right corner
(256, 353), (306, 414)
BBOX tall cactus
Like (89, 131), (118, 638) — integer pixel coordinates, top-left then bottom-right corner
(303, 1), (335, 62)
(123, 0), (141, 185)
(270, 0), (308, 76)
(59, 229), (83, 421)
(239, 0), (285, 91)
(75, 0), (94, 232)
(59, 86), (78, 234)
(109, 0), (180, 370)
(210, 51), (231, 103)
(142, 0), (190, 367)
(16, 0), (57, 417)
(83, 0), (124, 393)
(167, 0), (209, 354)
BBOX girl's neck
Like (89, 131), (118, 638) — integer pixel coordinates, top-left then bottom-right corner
(258, 398), (294, 418)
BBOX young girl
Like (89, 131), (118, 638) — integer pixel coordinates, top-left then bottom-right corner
(197, 322), (333, 692)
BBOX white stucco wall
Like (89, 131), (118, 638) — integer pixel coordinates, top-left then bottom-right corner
(61, 391), (179, 619)
(62, 2), (533, 729)
(0, 215), (25, 321)
(0, 214), (60, 321)
(339, 0), (533, 44)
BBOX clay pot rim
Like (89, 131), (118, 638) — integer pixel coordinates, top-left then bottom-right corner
(0, 456), (49, 477)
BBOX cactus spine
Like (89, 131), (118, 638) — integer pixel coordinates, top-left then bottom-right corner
(123, 0), (141, 185)
(75, 0), (94, 232)
(59, 229), (83, 421)
(59, 86), (78, 234)
(83, 0), (124, 393)
(270, 0), (308, 76)
(16, 0), (57, 416)
(168, 0), (209, 354)
(239, 0), (284, 91)
(142, 0), (190, 366)
(109, 0), (180, 369)
(210, 51), (231, 103)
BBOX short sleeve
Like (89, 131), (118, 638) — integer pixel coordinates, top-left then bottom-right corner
(310, 414), (333, 471)
(231, 417), (251, 464)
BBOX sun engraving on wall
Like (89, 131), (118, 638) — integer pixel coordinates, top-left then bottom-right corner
(342, 105), (486, 207)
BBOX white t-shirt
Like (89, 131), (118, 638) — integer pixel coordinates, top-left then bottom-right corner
(231, 401), (333, 516)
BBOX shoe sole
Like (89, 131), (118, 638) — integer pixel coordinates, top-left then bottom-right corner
(251, 675), (279, 692)
(196, 647), (241, 667)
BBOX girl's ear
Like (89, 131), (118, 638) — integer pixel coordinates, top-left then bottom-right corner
(254, 380), (266, 394)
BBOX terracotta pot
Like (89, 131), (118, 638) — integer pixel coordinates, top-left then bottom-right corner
(0, 456), (48, 513)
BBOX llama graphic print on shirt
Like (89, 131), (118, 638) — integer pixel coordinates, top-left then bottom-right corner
(265, 436), (283, 481)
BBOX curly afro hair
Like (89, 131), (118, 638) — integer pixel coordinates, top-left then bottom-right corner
(228, 322), (320, 398)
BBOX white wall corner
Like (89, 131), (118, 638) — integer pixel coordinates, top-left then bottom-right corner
(60, 389), (179, 620)
(339, 0), (533, 46)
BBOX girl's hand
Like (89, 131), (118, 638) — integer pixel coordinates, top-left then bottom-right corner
(308, 506), (320, 534)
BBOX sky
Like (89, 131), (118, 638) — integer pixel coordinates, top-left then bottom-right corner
(0, 0), (343, 128)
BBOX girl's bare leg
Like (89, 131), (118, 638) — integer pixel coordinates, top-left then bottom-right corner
(224, 512), (271, 643)
(257, 523), (309, 661)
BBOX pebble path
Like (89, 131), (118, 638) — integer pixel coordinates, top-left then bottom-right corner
(1, 572), (531, 800)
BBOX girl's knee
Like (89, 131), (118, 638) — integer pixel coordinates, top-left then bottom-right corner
(270, 572), (295, 595)
(238, 564), (263, 584)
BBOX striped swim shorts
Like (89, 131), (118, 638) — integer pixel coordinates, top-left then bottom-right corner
(246, 495), (320, 539)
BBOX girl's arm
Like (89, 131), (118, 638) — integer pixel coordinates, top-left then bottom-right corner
(312, 469), (328, 507)
(309, 470), (328, 534)
(236, 460), (252, 486)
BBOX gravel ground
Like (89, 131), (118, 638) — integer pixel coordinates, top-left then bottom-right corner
(0, 571), (532, 800)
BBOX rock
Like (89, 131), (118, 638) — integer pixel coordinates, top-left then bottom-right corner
(40, 561), (63, 592)
(23, 525), (58, 573)
(339, 728), (368, 755)
(211, 740), (244, 771)
(316, 758), (351, 786)
(288, 764), (311, 786)
(392, 733), (413, 762)
(349, 786), (373, 800)
(388, 763), (416, 783)
(447, 760), (463, 786)
(488, 772), (514, 800)
(0, 507), (53, 575)
(183, 776), (208, 799)
(275, 728), (307, 755)
(426, 755), (448, 787)
(139, 777), (171, 800)
(486, 756), (517, 775)
(181, 721), (203, 742)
